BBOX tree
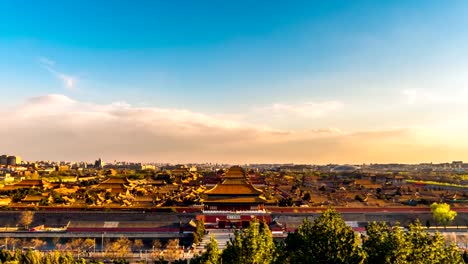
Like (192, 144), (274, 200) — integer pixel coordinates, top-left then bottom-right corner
(284, 208), (365, 264)
(222, 220), (276, 264)
(165, 239), (182, 261)
(104, 238), (131, 261)
(30, 238), (47, 250)
(83, 238), (96, 252)
(152, 239), (163, 260)
(19, 211), (35, 229)
(0, 249), (87, 264)
(256, 221), (276, 263)
(363, 220), (463, 264)
(363, 222), (409, 264)
(271, 240), (288, 264)
(133, 239), (144, 252)
(113, 237), (132, 260)
(406, 220), (462, 263)
(22, 248), (41, 264)
(194, 218), (205, 244)
(5, 237), (21, 250)
(0, 248), (14, 263)
(196, 236), (220, 264)
(65, 238), (94, 257)
(221, 229), (243, 264)
(204, 236), (220, 264)
(153, 239), (162, 251)
(430, 202), (457, 228)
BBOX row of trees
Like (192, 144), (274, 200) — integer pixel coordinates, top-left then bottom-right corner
(194, 208), (465, 264)
(1, 237), (184, 263)
(0, 249), (87, 264)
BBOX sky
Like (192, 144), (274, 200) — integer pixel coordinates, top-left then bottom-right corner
(1, 1), (468, 164)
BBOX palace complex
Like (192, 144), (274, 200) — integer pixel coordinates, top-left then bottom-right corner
(202, 166), (271, 228)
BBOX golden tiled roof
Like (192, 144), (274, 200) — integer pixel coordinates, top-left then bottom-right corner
(224, 166), (245, 178)
(204, 184), (263, 195)
(172, 168), (189, 174)
(222, 178), (248, 184)
(1, 179), (49, 191)
(101, 177), (129, 184)
(204, 196), (266, 204)
(22, 195), (44, 202)
(145, 179), (165, 185)
(15, 180), (45, 186)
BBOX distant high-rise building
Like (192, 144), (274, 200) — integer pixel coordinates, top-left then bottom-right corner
(0, 155), (7, 165)
(451, 161), (463, 170)
(94, 158), (103, 169)
(6, 156), (21, 166)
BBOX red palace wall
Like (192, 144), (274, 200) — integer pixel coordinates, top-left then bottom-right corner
(203, 214), (272, 229)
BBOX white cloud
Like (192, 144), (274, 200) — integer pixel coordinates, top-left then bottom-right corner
(38, 56), (55, 66)
(401, 88), (468, 105)
(0, 94), (465, 164)
(401, 89), (418, 104)
(256, 101), (343, 118)
(39, 57), (77, 90)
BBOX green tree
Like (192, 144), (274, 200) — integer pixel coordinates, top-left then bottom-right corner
(257, 221), (276, 263)
(57, 252), (75, 264)
(363, 222), (409, 264)
(405, 221), (462, 263)
(204, 236), (220, 264)
(221, 230), (242, 264)
(430, 202), (457, 228)
(271, 240), (288, 264)
(195, 236), (220, 264)
(0, 249), (14, 263)
(194, 218), (206, 245)
(284, 208), (365, 264)
(363, 220), (463, 264)
(22, 249), (40, 264)
(222, 220), (276, 264)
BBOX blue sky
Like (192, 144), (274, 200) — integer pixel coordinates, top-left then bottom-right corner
(1, 1), (468, 163)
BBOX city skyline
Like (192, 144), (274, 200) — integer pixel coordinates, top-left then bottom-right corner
(2, 1), (468, 163)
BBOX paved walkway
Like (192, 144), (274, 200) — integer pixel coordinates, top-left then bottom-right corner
(203, 230), (235, 251)
(194, 230), (234, 254)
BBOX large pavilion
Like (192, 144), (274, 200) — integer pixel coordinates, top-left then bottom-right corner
(202, 166), (270, 228)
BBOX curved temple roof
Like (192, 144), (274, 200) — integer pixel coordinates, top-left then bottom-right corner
(204, 183), (263, 195)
